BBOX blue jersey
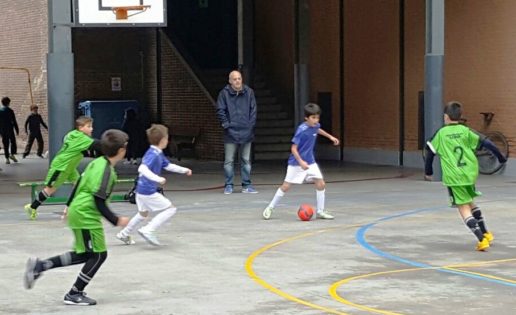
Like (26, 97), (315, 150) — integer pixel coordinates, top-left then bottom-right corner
(287, 122), (320, 166)
(136, 146), (170, 195)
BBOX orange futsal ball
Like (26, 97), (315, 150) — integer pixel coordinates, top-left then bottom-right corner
(298, 204), (314, 221)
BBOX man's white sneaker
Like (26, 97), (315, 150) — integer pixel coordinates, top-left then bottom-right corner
(316, 211), (334, 220)
(262, 206), (273, 220)
(116, 232), (135, 245)
(138, 228), (160, 246)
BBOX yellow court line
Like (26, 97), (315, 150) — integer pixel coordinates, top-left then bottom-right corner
(245, 225), (362, 315)
(329, 258), (516, 315)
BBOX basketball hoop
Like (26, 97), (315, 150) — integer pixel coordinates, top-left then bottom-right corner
(112, 5), (151, 20)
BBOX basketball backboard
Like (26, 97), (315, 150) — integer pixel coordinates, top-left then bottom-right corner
(74, 0), (166, 27)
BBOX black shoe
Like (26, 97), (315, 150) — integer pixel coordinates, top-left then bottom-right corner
(37, 154), (44, 158)
(23, 257), (42, 289)
(64, 292), (97, 306)
(22, 154), (28, 158)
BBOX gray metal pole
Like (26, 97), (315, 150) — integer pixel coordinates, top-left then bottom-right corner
(47, 0), (75, 198)
(424, 0), (444, 180)
(294, 0), (310, 126)
(238, 0), (254, 86)
(47, 0), (74, 161)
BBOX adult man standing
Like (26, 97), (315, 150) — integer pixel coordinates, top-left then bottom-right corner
(216, 70), (258, 194)
(0, 97), (20, 164)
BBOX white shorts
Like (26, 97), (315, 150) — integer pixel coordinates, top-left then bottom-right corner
(284, 163), (323, 184)
(136, 192), (173, 213)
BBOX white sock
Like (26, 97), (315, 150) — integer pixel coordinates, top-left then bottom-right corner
(268, 188), (285, 208)
(121, 213), (146, 236)
(144, 207), (177, 232)
(316, 189), (325, 213)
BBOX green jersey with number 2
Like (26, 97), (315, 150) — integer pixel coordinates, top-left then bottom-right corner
(428, 124), (480, 186)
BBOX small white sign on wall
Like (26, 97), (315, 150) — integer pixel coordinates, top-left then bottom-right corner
(111, 77), (122, 91)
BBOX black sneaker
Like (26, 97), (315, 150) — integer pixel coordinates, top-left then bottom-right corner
(23, 257), (42, 289)
(64, 292), (97, 306)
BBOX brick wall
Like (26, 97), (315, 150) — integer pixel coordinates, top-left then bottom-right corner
(4, 1), (516, 161)
(73, 28), (151, 104)
(72, 28), (223, 160)
(159, 35), (223, 160)
(254, 0), (295, 107)
(0, 0), (49, 154)
(444, 0), (516, 156)
(344, 1), (400, 149)
(309, 0), (341, 137)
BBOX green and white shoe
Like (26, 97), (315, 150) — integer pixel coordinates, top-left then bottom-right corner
(262, 206), (273, 220)
(316, 211), (334, 220)
(24, 204), (37, 220)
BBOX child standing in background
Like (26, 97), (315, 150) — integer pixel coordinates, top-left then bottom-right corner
(23, 105), (48, 158)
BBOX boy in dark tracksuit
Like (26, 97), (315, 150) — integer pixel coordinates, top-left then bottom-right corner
(0, 96), (20, 164)
(23, 105), (48, 158)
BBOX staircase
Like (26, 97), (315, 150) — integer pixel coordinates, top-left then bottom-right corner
(253, 74), (293, 160)
(201, 70), (293, 160)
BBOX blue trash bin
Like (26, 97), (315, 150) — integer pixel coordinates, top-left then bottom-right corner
(78, 100), (141, 139)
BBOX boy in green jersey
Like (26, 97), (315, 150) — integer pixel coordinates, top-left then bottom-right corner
(424, 101), (507, 251)
(24, 116), (101, 220)
(23, 129), (130, 306)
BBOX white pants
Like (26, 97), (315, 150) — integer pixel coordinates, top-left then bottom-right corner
(284, 163), (323, 184)
(136, 192), (173, 213)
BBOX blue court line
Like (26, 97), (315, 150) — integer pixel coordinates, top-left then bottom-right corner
(356, 206), (516, 287)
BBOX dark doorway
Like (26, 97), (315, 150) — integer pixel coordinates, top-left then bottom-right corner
(167, 0), (238, 69)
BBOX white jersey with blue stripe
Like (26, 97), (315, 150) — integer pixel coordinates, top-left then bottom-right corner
(136, 146), (169, 195)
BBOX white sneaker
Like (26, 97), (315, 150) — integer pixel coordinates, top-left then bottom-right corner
(138, 228), (160, 246)
(316, 211), (334, 220)
(116, 232), (135, 245)
(262, 206), (273, 220)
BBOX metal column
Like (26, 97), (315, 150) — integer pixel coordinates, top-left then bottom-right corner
(424, 0), (444, 180)
(47, 0), (74, 160)
(238, 0), (254, 86)
(294, 0), (310, 125)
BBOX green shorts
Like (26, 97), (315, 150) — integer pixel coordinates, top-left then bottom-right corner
(447, 185), (482, 206)
(72, 228), (106, 253)
(45, 169), (80, 188)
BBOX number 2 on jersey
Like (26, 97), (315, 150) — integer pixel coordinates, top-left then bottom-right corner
(454, 146), (466, 167)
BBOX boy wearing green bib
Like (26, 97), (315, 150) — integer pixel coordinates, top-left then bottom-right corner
(424, 101), (506, 251)
(23, 129), (130, 305)
(24, 116), (100, 220)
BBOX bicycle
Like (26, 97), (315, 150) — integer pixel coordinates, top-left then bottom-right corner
(474, 112), (509, 174)
(422, 112), (509, 175)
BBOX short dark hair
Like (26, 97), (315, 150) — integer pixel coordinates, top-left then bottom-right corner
(304, 103), (321, 117)
(100, 129), (128, 157)
(30, 105), (39, 111)
(146, 124), (168, 145)
(1, 97), (11, 106)
(75, 116), (93, 129)
(444, 101), (462, 121)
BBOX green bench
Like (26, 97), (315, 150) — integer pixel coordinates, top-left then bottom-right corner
(18, 178), (135, 205)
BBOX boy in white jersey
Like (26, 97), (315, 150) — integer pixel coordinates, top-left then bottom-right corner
(117, 124), (192, 246)
(262, 103), (340, 220)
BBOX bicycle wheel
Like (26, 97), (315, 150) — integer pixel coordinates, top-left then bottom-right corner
(477, 131), (509, 175)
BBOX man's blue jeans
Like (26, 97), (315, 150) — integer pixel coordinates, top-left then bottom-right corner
(224, 142), (252, 187)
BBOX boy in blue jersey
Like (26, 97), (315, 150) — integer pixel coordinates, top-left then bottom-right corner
(117, 124), (192, 246)
(262, 103), (340, 220)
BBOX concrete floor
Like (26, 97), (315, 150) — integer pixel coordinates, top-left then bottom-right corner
(1, 156), (516, 314)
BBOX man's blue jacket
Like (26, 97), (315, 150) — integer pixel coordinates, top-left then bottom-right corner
(216, 84), (257, 144)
